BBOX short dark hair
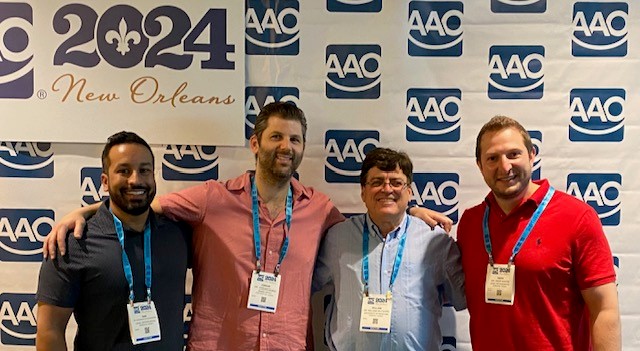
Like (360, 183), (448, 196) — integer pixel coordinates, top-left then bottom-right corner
(475, 115), (534, 162)
(253, 102), (307, 143)
(101, 131), (154, 173)
(360, 148), (413, 186)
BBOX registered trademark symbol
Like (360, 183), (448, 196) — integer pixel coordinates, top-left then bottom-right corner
(37, 89), (47, 99)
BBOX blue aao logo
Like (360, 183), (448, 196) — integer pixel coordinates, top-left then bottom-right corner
(406, 88), (461, 142)
(408, 1), (463, 57)
(488, 45), (544, 100)
(0, 142), (53, 178)
(246, 0), (299, 55)
(0, 3), (33, 98)
(327, 0), (381, 13)
(491, 0), (546, 13)
(326, 45), (381, 99)
(245, 87), (299, 139)
(566, 173), (621, 226)
(569, 88), (624, 142)
(572, 3), (628, 57)
(528, 130), (541, 180)
(162, 145), (219, 182)
(0, 293), (37, 346)
(325, 130), (379, 183)
(0, 209), (52, 262)
(81, 167), (108, 207)
(410, 173), (459, 224)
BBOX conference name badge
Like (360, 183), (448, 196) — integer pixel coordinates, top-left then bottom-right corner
(359, 293), (392, 333)
(126, 301), (161, 345)
(485, 263), (515, 305)
(247, 271), (281, 313)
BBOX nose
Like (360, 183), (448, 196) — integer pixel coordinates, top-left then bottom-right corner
(278, 138), (292, 152)
(128, 170), (143, 185)
(380, 182), (394, 193)
(498, 155), (512, 173)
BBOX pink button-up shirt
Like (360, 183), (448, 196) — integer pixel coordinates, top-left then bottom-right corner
(160, 172), (344, 350)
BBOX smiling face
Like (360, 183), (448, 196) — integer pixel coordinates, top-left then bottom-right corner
(250, 115), (304, 183)
(361, 165), (413, 225)
(476, 127), (535, 205)
(101, 143), (156, 219)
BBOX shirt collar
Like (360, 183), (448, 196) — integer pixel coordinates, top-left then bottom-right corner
(365, 212), (409, 242)
(229, 171), (311, 201)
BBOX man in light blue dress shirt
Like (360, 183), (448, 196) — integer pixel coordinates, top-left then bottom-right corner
(313, 147), (466, 351)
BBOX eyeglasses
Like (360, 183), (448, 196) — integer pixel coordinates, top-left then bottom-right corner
(364, 179), (409, 191)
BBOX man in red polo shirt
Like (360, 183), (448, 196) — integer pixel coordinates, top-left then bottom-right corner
(457, 115), (620, 351)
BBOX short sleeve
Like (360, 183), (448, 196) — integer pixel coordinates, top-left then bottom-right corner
(36, 235), (85, 307)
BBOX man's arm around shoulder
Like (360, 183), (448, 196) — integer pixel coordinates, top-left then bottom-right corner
(582, 282), (621, 351)
(36, 303), (73, 351)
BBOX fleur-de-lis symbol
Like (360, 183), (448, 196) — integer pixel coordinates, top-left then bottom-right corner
(105, 18), (141, 56)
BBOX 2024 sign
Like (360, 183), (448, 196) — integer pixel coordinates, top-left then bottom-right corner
(52, 4), (235, 70)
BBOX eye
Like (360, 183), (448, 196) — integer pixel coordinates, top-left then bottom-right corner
(369, 179), (384, 188)
(139, 168), (153, 175)
(390, 179), (406, 188)
(116, 168), (131, 175)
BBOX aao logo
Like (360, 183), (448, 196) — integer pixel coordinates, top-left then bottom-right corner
(491, 0), (546, 13)
(488, 45), (544, 100)
(81, 167), (108, 207)
(163, 145), (219, 181)
(325, 130), (379, 183)
(406, 88), (461, 142)
(567, 173), (621, 226)
(410, 173), (459, 223)
(528, 130), (541, 180)
(245, 87), (299, 139)
(326, 45), (381, 99)
(0, 293), (37, 346)
(0, 209), (52, 262)
(408, 1), (463, 57)
(572, 3), (628, 57)
(246, 0), (299, 55)
(0, 3), (33, 99)
(0, 142), (53, 178)
(569, 88), (624, 142)
(328, 0), (381, 12)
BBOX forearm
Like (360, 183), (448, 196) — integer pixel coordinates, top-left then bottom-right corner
(151, 197), (164, 215)
(591, 307), (621, 351)
(80, 202), (100, 218)
(36, 330), (67, 351)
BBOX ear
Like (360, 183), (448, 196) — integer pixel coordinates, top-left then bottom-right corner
(360, 186), (366, 203)
(101, 173), (108, 193)
(529, 148), (536, 167)
(476, 158), (482, 172)
(249, 135), (259, 156)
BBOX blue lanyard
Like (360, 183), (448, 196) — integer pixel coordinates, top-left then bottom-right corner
(482, 187), (555, 265)
(362, 216), (409, 296)
(251, 175), (293, 275)
(111, 211), (152, 303)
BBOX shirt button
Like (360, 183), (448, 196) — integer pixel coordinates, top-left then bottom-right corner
(268, 250), (273, 255)
(262, 333), (267, 338)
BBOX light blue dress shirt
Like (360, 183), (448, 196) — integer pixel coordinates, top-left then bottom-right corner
(313, 213), (466, 351)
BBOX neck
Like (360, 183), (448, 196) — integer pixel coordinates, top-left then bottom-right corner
(495, 182), (539, 214)
(110, 205), (149, 232)
(369, 213), (404, 238)
(254, 169), (291, 204)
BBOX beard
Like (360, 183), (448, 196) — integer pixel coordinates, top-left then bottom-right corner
(109, 184), (156, 216)
(257, 147), (302, 182)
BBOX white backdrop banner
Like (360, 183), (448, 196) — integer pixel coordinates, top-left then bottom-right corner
(1, 0), (638, 350)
